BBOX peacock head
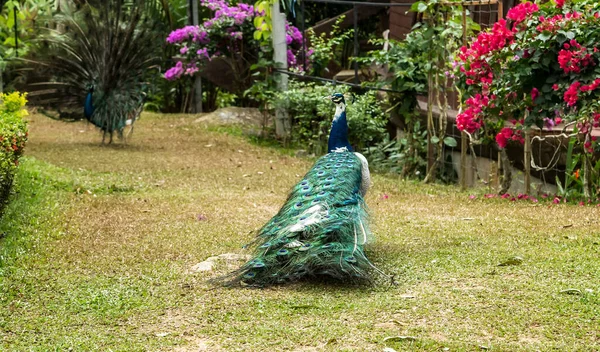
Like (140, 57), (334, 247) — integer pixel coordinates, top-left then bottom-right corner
(328, 93), (346, 105)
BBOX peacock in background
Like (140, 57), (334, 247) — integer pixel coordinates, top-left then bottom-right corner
(222, 93), (384, 287)
(20, 0), (160, 143)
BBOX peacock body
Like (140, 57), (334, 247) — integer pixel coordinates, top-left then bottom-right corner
(21, 0), (158, 143)
(223, 93), (379, 286)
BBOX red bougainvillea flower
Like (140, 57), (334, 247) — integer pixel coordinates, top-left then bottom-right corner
(558, 41), (595, 74)
(593, 113), (600, 128)
(507, 2), (539, 27)
(495, 127), (515, 149)
(531, 87), (539, 101)
(556, 0), (565, 9)
(564, 82), (581, 106)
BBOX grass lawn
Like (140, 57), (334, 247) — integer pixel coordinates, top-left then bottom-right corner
(1, 112), (599, 351)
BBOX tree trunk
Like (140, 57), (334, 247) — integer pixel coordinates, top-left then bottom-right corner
(272, 1), (289, 139)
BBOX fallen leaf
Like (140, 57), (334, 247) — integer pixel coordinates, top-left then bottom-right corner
(155, 332), (170, 337)
(562, 224), (573, 228)
(560, 288), (582, 295)
(205, 144), (213, 147)
(399, 294), (415, 299)
(498, 256), (523, 266)
(197, 214), (208, 221)
(383, 336), (417, 343)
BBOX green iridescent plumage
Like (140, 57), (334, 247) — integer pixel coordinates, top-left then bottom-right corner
(223, 151), (377, 286)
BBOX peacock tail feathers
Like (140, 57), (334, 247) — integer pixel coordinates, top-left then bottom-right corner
(19, 0), (160, 143)
(220, 151), (378, 287)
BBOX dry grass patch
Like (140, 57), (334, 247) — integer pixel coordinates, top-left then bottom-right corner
(0, 112), (599, 351)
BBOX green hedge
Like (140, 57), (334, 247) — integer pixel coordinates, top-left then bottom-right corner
(0, 92), (28, 217)
(271, 81), (388, 155)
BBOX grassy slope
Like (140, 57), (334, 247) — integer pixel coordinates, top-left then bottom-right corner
(0, 112), (599, 351)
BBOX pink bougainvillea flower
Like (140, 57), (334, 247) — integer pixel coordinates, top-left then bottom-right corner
(381, 194), (389, 200)
(553, 197), (560, 204)
(531, 87), (539, 101)
(501, 193), (511, 199)
(564, 82), (581, 107)
(469, 195), (477, 199)
(495, 127), (514, 149)
(507, 2), (539, 26)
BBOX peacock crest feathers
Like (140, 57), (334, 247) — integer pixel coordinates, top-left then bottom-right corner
(220, 151), (378, 287)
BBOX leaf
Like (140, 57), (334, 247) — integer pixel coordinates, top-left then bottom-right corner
(560, 288), (582, 295)
(384, 336), (417, 343)
(443, 136), (457, 147)
(431, 136), (440, 144)
(411, 1), (428, 13)
(538, 32), (552, 42)
(498, 256), (523, 266)
(253, 16), (263, 28)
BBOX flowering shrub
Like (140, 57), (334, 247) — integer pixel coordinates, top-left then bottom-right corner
(0, 92), (28, 217)
(164, 0), (305, 83)
(455, 0), (600, 153)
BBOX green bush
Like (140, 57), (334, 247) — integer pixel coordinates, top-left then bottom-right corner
(272, 80), (388, 154)
(0, 92), (28, 217)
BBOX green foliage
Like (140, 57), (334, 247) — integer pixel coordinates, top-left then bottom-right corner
(0, 0), (54, 63)
(365, 122), (428, 178)
(306, 16), (354, 76)
(0, 92), (28, 217)
(252, 0), (296, 42)
(271, 80), (387, 154)
(356, 1), (476, 179)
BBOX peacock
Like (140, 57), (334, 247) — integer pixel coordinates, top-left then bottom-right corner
(222, 93), (383, 287)
(20, 0), (158, 144)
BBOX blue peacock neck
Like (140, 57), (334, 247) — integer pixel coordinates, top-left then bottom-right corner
(327, 103), (353, 153)
(84, 90), (95, 119)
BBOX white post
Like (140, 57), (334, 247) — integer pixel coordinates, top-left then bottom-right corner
(191, 0), (203, 113)
(271, 1), (289, 138)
